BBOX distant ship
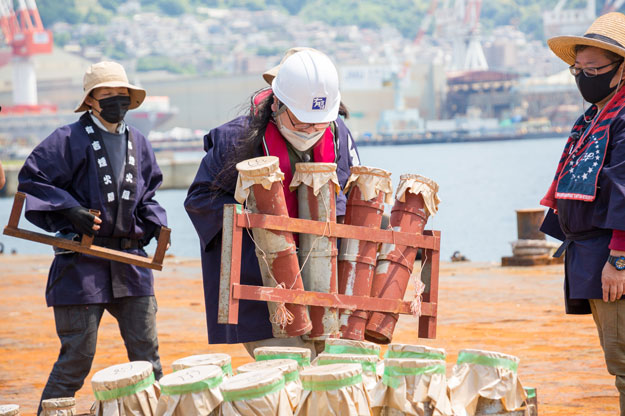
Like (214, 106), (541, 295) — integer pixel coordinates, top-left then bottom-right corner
(1, 96), (177, 159)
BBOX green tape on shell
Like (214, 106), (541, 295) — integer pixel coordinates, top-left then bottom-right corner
(94, 373), (155, 401)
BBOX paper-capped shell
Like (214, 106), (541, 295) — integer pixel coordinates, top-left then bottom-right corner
(234, 156), (285, 204)
(91, 361), (153, 393)
(344, 165), (393, 204)
(289, 162), (340, 196)
(395, 174), (440, 216)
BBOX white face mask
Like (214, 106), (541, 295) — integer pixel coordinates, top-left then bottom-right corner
(278, 122), (325, 151)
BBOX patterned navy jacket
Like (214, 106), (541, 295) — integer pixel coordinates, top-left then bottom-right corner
(18, 113), (168, 306)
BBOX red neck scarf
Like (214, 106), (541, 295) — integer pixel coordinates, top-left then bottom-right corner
(262, 121), (336, 218)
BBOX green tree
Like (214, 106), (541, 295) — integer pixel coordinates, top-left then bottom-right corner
(278, 0), (307, 15)
(99, 0), (125, 12)
(298, 0), (426, 39)
(53, 32), (71, 47)
(157, 0), (188, 15)
(137, 55), (196, 74)
(84, 8), (112, 25)
(519, 4), (544, 39)
(105, 41), (128, 60)
(223, 0), (266, 10)
(38, 0), (81, 26)
(257, 46), (282, 56)
(80, 31), (106, 47)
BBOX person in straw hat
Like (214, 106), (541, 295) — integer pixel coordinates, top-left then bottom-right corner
(540, 12), (625, 413)
(185, 48), (360, 356)
(17, 61), (168, 413)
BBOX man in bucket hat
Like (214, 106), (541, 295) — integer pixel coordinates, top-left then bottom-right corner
(540, 12), (625, 413)
(17, 61), (168, 413)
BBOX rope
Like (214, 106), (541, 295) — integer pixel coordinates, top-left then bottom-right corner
(243, 195), (294, 329)
(243, 184), (333, 329)
(244, 189), (332, 292)
(243, 198), (278, 287)
(296, 187), (332, 279)
(410, 248), (429, 317)
(268, 282), (295, 328)
(410, 279), (426, 317)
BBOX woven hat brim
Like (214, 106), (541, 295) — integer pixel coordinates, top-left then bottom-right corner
(74, 81), (146, 113)
(548, 35), (625, 66)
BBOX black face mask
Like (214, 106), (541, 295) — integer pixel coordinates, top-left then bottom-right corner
(575, 64), (622, 104)
(97, 95), (131, 124)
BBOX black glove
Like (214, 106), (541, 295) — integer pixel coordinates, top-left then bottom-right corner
(60, 206), (97, 237)
(154, 226), (171, 248)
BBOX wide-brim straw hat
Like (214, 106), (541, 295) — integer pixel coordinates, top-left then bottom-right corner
(548, 12), (625, 66)
(262, 46), (321, 85)
(74, 61), (146, 112)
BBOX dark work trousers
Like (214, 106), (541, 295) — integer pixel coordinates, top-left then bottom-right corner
(38, 296), (162, 412)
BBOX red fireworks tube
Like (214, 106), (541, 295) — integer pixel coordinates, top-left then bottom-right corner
(290, 162), (341, 340)
(366, 174), (440, 344)
(235, 156), (312, 337)
(337, 166), (393, 340)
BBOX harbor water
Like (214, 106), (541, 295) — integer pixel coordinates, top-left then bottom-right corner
(0, 137), (565, 262)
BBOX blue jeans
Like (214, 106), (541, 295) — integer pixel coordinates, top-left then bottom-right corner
(39, 296), (162, 410)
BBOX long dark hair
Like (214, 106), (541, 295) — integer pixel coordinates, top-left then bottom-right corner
(211, 88), (350, 194)
(210, 89), (274, 193)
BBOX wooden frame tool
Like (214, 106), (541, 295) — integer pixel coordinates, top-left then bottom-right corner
(218, 204), (441, 339)
(3, 192), (170, 271)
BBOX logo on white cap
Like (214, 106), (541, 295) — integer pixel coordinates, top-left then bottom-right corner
(312, 97), (326, 110)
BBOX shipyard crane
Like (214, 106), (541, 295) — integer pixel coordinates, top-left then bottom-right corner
(0, 0), (53, 112)
(413, 0), (438, 46)
(433, 0), (487, 71)
(461, 0), (487, 71)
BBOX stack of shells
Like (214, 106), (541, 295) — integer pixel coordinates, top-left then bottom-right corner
(234, 156), (441, 345)
(365, 173), (440, 344)
(16, 344), (533, 416)
(333, 165), (441, 344)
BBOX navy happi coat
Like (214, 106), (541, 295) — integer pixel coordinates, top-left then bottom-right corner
(541, 99), (625, 314)
(18, 113), (168, 306)
(185, 115), (360, 344)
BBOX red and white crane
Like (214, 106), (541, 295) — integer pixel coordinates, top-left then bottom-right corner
(413, 0), (439, 46)
(0, 0), (53, 113)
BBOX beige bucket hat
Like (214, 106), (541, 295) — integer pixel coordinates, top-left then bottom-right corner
(74, 61), (146, 112)
(262, 46), (321, 85)
(548, 12), (625, 65)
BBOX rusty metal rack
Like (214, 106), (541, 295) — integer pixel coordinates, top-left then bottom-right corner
(218, 204), (441, 339)
(3, 192), (171, 271)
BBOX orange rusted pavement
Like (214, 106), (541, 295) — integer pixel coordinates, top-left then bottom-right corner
(0, 255), (618, 415)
